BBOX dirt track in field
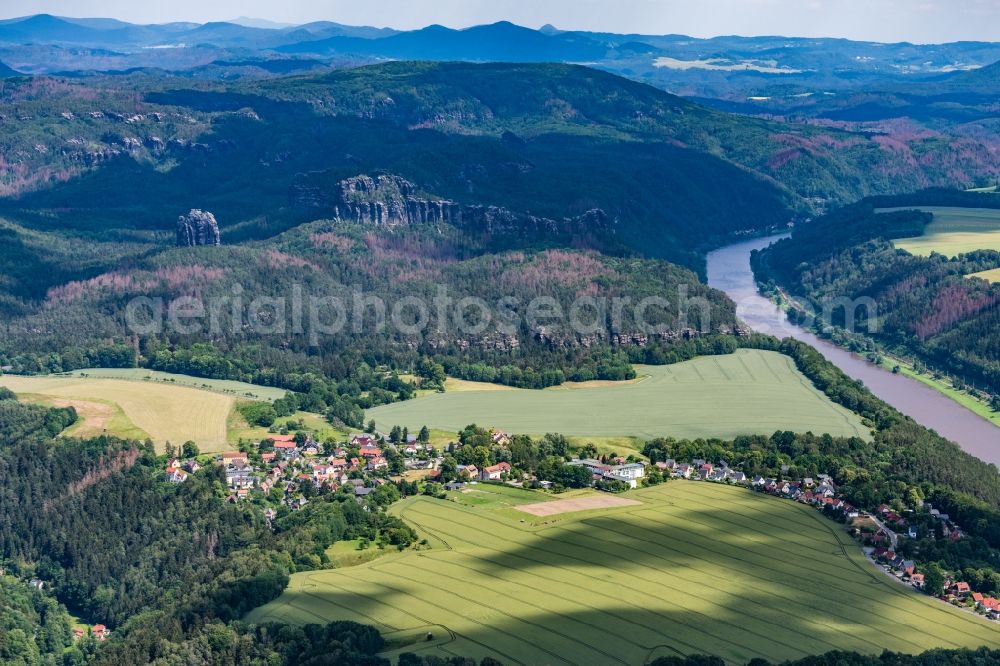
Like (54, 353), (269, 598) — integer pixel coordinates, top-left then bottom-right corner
(50, 398), (113, 436)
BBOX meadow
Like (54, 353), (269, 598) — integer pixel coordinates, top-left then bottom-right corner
(885, 206), (1000, 257)
(367, 349), (870, 441)
(0, 373), (246, 452)
(247, 482), (1000, 665)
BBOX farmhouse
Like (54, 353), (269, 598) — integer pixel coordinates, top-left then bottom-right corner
(481, 462), (511, 481)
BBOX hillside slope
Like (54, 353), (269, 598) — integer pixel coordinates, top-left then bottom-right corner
(4, 61), (993, 264)
(753, 191), (1000, 392)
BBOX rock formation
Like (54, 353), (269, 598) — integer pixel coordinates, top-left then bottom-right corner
(333, 174), (461, 226)
(176, 209), (221, 247)
(310, 173), (615, 240)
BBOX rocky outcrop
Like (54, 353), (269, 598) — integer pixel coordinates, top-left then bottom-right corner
(461, 205), (612, 237)
(176, 209), (221, 247)
(333, 174), (461, 226)
(308, 173), (615, 240)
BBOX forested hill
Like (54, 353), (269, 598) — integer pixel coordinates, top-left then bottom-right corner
(0, 392), (419, 664)
(753, 190), (1000, 392)
(2, 62), (995, 262)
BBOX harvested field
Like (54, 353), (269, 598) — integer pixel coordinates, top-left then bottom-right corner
(516, 495), (642, 516)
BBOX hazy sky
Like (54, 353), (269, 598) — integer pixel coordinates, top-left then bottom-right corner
(5, 0), (1000, 43)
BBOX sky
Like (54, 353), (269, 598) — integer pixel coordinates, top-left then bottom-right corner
(3, 0), (1000, 43)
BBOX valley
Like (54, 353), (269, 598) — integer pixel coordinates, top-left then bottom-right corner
(1, 7), (999, 666)
(711, 235), (1000, 462)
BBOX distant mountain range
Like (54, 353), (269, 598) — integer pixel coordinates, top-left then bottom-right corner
(0, 14), (996, 200)
(2, 13), (999, 94)
(276, 21), (609, 61)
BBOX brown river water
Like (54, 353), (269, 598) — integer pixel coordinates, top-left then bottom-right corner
(707, 235), (1000, 466)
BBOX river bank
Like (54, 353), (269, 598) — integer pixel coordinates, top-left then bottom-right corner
(707, 235), (1000, 466)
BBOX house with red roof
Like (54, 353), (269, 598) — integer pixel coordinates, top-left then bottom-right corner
(220, 451), (248, 465)
(351, 434), (377, 449)
(165, 467), (189, 484)
(480, 462), (511, 481)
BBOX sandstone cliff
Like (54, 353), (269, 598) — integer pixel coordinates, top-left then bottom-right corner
(292, 173), (615, 240)
(176, 209), (221, 247)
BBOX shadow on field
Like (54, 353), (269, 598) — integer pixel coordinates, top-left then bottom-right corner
(258, 498), (1000, 665)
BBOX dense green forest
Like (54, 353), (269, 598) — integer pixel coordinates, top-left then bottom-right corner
(0, 576), (76, 666)
(0, 211), (740, 418)
(0, 394), (427, 665)
(753, 190), (1000, 392)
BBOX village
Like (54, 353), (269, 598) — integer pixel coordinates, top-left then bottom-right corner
(160, 425), (1000, 629)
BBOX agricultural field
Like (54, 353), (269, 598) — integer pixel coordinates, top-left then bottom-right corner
(366, 349), (870, 441)
(884, 206), (1000, 257)
(968, 267), (1000, 284)
(247, 482), (1000, 665)
(0, 373), (248, 452)
(67, 368), (288, 401)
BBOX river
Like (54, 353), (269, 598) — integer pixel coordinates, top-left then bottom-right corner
(706, 235), (1000, 466)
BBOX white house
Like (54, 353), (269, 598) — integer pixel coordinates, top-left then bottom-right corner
(609, 462), (645, 480)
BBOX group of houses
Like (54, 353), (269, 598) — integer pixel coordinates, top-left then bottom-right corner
(660, 459), (749, 485)
(163, 430), (440, 507)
